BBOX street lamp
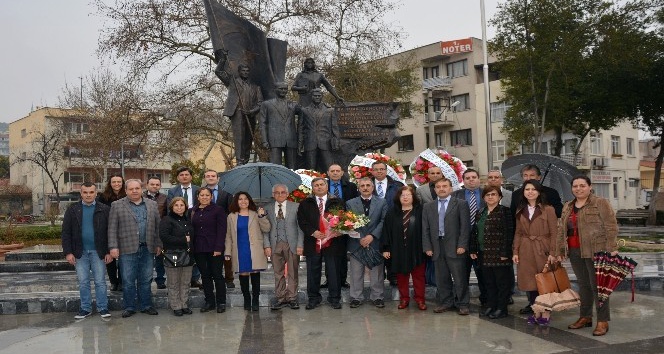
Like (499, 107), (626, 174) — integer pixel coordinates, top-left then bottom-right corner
(481, 0), (493, 172)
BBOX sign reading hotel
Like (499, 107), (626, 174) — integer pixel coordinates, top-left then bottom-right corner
(440, 38), (473, 55)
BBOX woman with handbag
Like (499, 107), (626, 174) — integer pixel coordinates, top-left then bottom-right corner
(225, 192), (271, 311)
(512, 180), (558, 325)
(550, 175), (618, 336)
(159, 197), (195, 316)
(470, 185), (514, 319)
(191, 187), (228, 313)
(381, 186), (427, 310)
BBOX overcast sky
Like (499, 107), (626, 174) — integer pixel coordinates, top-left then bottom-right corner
(0, 0), (500, 124)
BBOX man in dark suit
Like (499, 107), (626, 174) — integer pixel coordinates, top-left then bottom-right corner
(298, 89), (340, 172)
(371, 160), (404, 285)
(297, 177), (346, 309)
(323, 163), (358, 289)
(346, 177), (388, 308)
(510, 164), (563, 218)
(203, 169), (235, 289)
(108, 179), (162, 318)
(264, 184), (304, 310)
(167, 166), (202, 288)
(258, 82), (299, 168)
(144, 176), (168, 290)
(451, 168), (487, 306)
(423, 177), (471, 315)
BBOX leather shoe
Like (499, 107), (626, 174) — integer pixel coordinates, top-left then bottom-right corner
(568, 317), (593, 329)
(398, 300), (409, 309)
(373, 299), (385, 308)
(519, 305), (534, 314)
(330, 302), (342, 309)
(417, 302), (427, 311)
(217, 304), (226, 313)
(457, 307), (470, 316)
(289, 301), (300, 310)
(349, 299), (362, 308)
(271, 301), (288, 310)
(592, 321), (609, 336)
(181, 308), (192, 315)
(157, 283), (166, 289)
(121, 310), (135, 318)
(342, 282), (350, 289)
(305, 301), (320, 310)
(433, 305), (454, 313)
(191, 280), (203, 289)
(481, 307), (494, 317)
(200, 303), (215, 313)
(489, 309), (508, 319)
(173, 309), (183, 316)
(141, 307), (158, 315)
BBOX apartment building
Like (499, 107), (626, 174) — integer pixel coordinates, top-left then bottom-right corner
(382, 37), (641, 208)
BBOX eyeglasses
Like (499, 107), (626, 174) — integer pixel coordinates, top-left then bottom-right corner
(484, 192), (499, 197)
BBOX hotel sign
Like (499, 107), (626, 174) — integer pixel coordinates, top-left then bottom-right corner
(441, 38), (473, 55)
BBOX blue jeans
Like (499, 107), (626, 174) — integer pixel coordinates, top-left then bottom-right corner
(119, 245), (155, 311)
(75, 250), (109, 312)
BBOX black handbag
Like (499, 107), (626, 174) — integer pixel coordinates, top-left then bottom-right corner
(349, 246), (384, 269)
(162, 242), (194, 268)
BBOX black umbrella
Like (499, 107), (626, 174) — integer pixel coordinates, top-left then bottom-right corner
(219, 162), (301, 200)
(501, 154), (581, 202)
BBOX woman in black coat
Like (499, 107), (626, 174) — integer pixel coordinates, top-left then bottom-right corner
(97, 173), (126, 292)
(159, 197), (195, 316)
(470, 185), (514, 319)
(382, 185), (426, 310)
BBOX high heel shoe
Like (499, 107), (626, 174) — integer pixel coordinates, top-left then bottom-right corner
(398, 300), (409, 309)
(537, 316), (551, 326)
(527, 315), (537, 325)
(417, 302), (427, 311)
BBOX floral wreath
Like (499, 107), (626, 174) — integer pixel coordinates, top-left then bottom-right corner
(409, 149), (466, 189)
(347, 152), (407, 184)
(287, 169), (326, 202)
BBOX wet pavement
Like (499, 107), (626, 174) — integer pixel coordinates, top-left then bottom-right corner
(0, 291), (662, 354)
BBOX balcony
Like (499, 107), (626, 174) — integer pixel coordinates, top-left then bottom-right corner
(558, 153), (588, 167)
(424, 112), (455, 127)
(422, 76), (453, 92)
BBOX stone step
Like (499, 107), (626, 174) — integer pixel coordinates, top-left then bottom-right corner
(0, 259), (74, 273)
(3, 244), (64, 262)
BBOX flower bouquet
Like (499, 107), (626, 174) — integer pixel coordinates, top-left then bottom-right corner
(409, 149), (466, 190)
(316, 208), (369, 252)
(288, 169), (326, 202)
(347, 152), (407, 184)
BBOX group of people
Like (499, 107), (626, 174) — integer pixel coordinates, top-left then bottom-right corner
(61, 161), (619, 337)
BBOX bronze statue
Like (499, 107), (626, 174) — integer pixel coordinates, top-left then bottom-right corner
(291, 58), (344, 107)
(298, 89), (340, 172)
(215, 54), (263, 166)
(258, 82), (300, 169)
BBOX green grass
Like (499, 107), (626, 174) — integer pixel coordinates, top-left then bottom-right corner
(0, 225), (61, 246)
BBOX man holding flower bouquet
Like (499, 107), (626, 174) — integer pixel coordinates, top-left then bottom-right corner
(297, 177), (347, 310)
(346, 178), (388, 308)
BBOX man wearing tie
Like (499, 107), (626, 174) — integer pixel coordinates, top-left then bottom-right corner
(263, 184), (304, 310)
(203, 169), (236, 289)
(346, 178), (388, 308)
(297, 177), (346, 310)
(451, 168), (487, 307)
(423, 177), (471, 315)
(167, 166), (202, 288)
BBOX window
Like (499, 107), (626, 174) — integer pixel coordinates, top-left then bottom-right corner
(612, 177), (619, 199)
(626, 138), (634, 156)
(521, 143), (534, 154)
(563, 139), (577, 155)
(540, 141), (549, 154)
(594, 183), (609, 198)
(21, 129), (27, 138)
(611, 136), (621, 155)
(423, 67), (428, 79)
(398, 135), (414, 152)
(450, 129), (472, 146)
(462, 160), (474, 167)
(590, 132), (602, 155)
(423, 98), (429, 114)
(67, 122), (90, 135)
(451, 93), (470, 111)
(490, 102), (511, 122)
(447, 59), (468, 78)
(147, 173), (163, 182)
(435, 132), (443, 147)
(399, 101), (412, 118)
(432, 98), (441, 112)
(21, 175), (27, 185)
(492, 140), (506, 162)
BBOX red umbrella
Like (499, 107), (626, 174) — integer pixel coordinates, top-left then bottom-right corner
(593, 252), (638, 307)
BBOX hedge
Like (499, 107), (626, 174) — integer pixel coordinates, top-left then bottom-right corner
(0, 226), (61, 244)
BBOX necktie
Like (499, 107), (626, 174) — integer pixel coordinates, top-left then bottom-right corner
(362, 199), (370, 216)
(377, 182), (384, 198)
(277, 203), (284, 220)
(182, 187), (189, 208)
(213, 188), (218, 203)
(438, 199), (447, 237)
(468, 190), (478, 224)
(318, 197), (324, 215)
(333, 183), (340, 198)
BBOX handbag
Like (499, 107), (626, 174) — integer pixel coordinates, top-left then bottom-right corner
(535, 261), (571, 295)
(349, 246), (384, 270)
(162, 241), (194, 268)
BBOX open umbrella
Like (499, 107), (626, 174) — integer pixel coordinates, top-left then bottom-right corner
(594, 252), (638, 307)
(501, 154), (581, 201)
(219, 162), (301, 200)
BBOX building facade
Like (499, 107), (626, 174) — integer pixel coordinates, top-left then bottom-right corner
(9, 107), (176, 214)
(382, 38), (641, 208)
